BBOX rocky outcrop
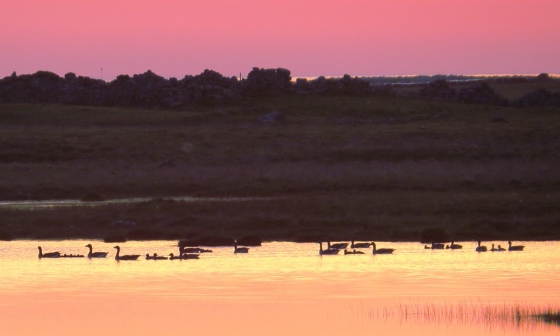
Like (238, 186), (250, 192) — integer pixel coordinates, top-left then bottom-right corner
(293, 74), (370, 95)
(242, 67), (292, 96)
(0, 69), (240, 108)
(515, 88), (560, 107)
(457, 82), (508, 106)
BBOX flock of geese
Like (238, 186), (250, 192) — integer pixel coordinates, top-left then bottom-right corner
(36, 240), (526, 260)
(319, 241), (395, 255)
(37, 241), (250, 260)
(423, 240), (525, 252)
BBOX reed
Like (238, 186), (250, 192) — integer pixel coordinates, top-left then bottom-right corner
(362, 301), (560, 326)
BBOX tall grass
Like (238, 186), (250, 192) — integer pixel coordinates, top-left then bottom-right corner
(350, 301), (560, 327)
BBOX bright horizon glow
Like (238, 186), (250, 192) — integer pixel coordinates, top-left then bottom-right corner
(1, 0), (559, 80)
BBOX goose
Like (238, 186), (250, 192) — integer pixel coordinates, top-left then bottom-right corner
(234, 241), (249, 254)
(62, 254), (84, 258)
(371, 242), (395, 255)
(344, 249), (365, 255)
(445, 241), (462, 250)
(475, 240), (487, 252)
(85, 244), (109, 258)
(508, 241), (525, 251)
(113, 246), (140, 260)
(168, 253), (182, 260)
(153, 253), (168, 260)
(350, 240), (371, 248)
(319, 242), (339, 255)
(328, 241), (348, 249)
(490, 244), (498, 252)
(424, 245), (431, 249)
(38, 246), (61, 259)
(169, 253), (198, 260)
(146, 253), (154, 260)
(497, 245), (506, 251)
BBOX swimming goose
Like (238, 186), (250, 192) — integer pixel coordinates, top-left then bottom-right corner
(328, 241), (348, 249)
(85, 244), (109, 258)
(350, 240), (371, 248)
(38, 246), (61, 259)
(168, 253), (198, 260)
(234, 241), (249, 254)
(146, 253), (154, 260)
(371, 242), (395, 254)
(61, 254), (84, 258)
(497, 245), (506, 251)
(113, 246), (140, 260)
(475, 240), (487, 252)
(168, 253), (182, 260)
(424, 245), (431, 249)
(153, 253), (168, 260)
(445, 241), (463, 250)
(319, 242), (339, 255)
(508, 241), (525, 251)
(344, 249), (365, 255)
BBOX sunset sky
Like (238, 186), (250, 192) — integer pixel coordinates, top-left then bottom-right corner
(1, 0), (559, 79)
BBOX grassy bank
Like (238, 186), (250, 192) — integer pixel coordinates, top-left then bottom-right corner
(1, 89), (559, 241)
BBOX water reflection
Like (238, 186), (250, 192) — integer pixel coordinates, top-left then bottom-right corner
(1, 240), (559, 335)
(0, 196), (267, 210)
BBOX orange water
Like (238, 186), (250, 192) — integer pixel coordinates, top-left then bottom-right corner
(1, 240), (559, 335)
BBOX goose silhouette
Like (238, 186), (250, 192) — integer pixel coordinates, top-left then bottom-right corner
(371, 242), (395, 254)
(475, 240), (487, 252)
(319, 242), (339, 255)
(508, 241), (525, 251)
(344, 249), (365, 255)
(169, 253), (199, 260)
(113, 246), (140, 260)
(153, 253), (168, 260)
(234, 241), (249, 254)
(85, 244), (108, 258)
(38, 246), (60, 259)
(445, 241), (463, 250)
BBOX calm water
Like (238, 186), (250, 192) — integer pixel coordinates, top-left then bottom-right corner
(1, 240), (559, 335)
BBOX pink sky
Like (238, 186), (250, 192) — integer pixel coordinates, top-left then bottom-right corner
(1, 0), (559, 79)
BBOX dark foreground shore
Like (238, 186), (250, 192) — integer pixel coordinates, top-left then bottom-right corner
(1, 81), (559, 242)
